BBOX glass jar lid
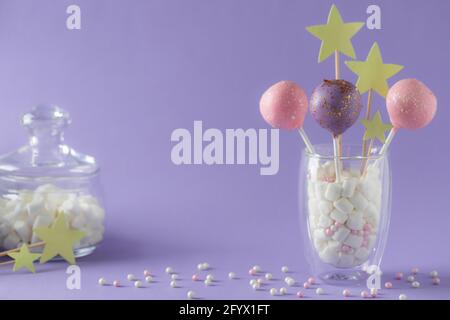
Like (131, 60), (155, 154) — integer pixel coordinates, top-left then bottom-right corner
(0, 105), (99, 179)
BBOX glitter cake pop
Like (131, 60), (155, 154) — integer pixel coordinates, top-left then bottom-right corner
(260, 80), (308, 130)
(386, 78), (437, 130)
(310, 79), (363, 136)
(260, 80), (314, 153)
(380, 78), (437, 155)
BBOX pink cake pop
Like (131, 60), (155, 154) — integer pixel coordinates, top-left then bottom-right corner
(380, 79), (437, 154)
(260, 80), (314, 153)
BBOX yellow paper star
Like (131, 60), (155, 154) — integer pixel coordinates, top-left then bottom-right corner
(361, 111), (393, 143)
(34, 213), (85, 265)
(345, 42), (403, 97)
(8, 244), (41, 273)
(306, 4), (364, 63)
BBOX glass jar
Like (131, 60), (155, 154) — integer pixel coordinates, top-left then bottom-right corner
(0, 105), (104, 257)
(299, 144), (391, 285)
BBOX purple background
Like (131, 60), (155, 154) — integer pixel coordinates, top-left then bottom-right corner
(0, 0), (448, 299)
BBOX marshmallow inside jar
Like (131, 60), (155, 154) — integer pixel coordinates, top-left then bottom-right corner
(300, 144), (391, 284)
(0, 105), (105, 257)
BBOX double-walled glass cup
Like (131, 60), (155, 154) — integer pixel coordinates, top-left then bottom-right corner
(299, 144), (391, 285)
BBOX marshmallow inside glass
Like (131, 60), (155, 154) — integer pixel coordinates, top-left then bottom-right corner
(300, 145), (391, 284)
(0, 105), (104, 257)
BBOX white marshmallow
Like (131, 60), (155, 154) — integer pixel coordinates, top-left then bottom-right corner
(26, 195), (46, 222)
(71, 214), (87, 229)
(364, 203), (379, 220)
(319, 241), (340, 264)
(308, 199), (319, 216)
(325, 183), (342, 201)
(323, 161), (336, 177)
(318, 200), (333, 215)
(349, 192), (368, 211)
(333, 198), (354, 214)
(4, 205), (27, 224)
(346, 213), (364, 230)
(2, 232), (21, 250)
(314, 238), (327, 252)
(0, 223), (11, 237)
(354, 247), (370, 261)
(78, 195), (100, 206)
(13, 220), (31, 243)
(330, 209), (348, 224)
(342, 178), (357, 198)
(343, 234), (363, 248)
(318, 214), (333, 228)
(332, 226), (350, 242)
(309, 214), (319, 229)
(314, 228), (328, 241)
(85, 206), (105, 228)
(314, 182), (327, 200)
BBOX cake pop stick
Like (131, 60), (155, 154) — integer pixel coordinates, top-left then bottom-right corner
(334, 50), (343, 180)
(380, 78), (437, 155)
(361, 89), (373, 157)
(310, 79), (363, 181)
(297, 127), (315, 154)
(0, 241), (45, 257)
(335, 50), (341, 80)
(379, 128), (396, 155)
(332, 135), (341, 182)
(260, 80), (315, 154)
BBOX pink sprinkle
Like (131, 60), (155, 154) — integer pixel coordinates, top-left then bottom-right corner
(360, 290), (370, 298)
(395, 272), (403, 280)
(432, 278), (440, 285)
(341, 245), (351, 253)
(411, 267), (419, 275)
(342, 289), (351, 297)
(385, 282), (393, 289)
(334, 221), (341, 227)
(363, 223), (371, 231)
(325, 228), (333, 236)
(303, 282), (310, 289)
(249, 268), (257, 276)
(362, 240), (368, 247)
(143, 270), (151, 277)
(296, 291), (304, 298)
(330, 225), (337, 232)
(351, 230), (358, 235)
(192, 274), (200, 281)
(363, 230), (370, 237)
(113, 280), (120, 287)
(307, 277), (315, 285)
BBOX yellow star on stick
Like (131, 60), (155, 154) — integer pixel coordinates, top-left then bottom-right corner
(345, 42), (403, 97)
(34, 213), (85, 265)
(7, 244), (41, 273)
(361, 111), (393, 143)
(306, 4), (364, 63)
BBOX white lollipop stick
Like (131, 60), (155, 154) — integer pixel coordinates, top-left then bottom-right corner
(298, 127), (315, 154)
(379, 128), (397, 155)
(333, 135), (341, 182)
